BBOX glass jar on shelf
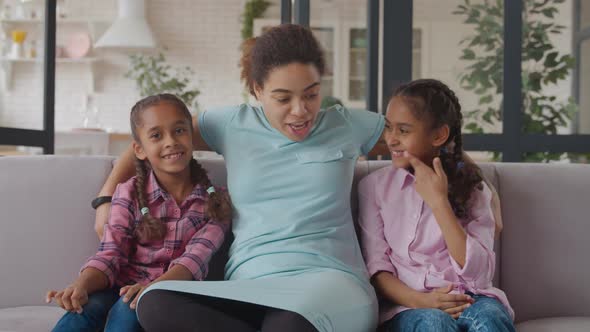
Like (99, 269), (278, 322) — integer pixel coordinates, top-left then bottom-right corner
(14, 2), (25, 19)
(1, 4), (12, 20)
(27, 39), (37, 58)
(0, 34), (9, 58)
(79, 94), (101, 129)
(56, 0), (68, 19)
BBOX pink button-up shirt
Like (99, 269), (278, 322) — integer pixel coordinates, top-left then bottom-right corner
(82, 171), (228, 287)
(358, 165), (513, 323)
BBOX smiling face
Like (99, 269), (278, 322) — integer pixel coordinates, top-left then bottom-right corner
(384, 96), (449, 169)
(254, 62), (322, 142)
(132, 102), (194, 177)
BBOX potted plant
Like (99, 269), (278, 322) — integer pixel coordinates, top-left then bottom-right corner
(125, 52), (201, 112)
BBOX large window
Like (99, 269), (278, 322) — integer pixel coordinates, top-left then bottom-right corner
(328, 0), (589, 163)
(0, 0), (55, 155)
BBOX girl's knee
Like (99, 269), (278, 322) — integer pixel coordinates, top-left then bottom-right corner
(468, 311), (513, 329)
(81, 290), (119, 316)
(468, 297), (510, 319)
(416, 308), (453, 320)
(410, 309), (457, 330)
(460, 298), (515, 331)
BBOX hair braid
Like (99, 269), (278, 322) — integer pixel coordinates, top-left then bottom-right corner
(189, 158), (232, 223)
(133, 159), (166, 242)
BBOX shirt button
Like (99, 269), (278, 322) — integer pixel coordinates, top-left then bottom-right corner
(169, 225), (175, 231)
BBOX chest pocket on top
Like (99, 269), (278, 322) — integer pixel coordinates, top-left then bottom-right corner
(296, 145), (359, 164)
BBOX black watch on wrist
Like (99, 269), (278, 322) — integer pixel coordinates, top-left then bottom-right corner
(91, 196), (112, 210)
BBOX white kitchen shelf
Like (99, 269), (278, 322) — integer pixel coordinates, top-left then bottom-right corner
(0, 18), (110, 39)
(2, 18), (110, 24)
(0, 14), (111, 92)
(0, 57), (99, 90)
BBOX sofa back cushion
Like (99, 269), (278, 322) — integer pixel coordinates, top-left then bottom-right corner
(495, 163), (590, 322)
(0, 156), (113, 308)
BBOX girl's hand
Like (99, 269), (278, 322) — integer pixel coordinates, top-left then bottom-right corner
(413, 284), (474, 319)
(46, 284), (89, 314)
(119, 283), (149, 310)
(405, 152), (449, 210)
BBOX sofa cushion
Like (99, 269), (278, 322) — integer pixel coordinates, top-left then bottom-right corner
(198, 157), (228, 188)
(516, 317), (590, 332)
(496, 163), (590, 323)
(0, 156), (113, 309)
(0, 306), (63, 332)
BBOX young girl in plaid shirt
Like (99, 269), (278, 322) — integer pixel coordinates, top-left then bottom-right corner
(46, 94), (232, 332)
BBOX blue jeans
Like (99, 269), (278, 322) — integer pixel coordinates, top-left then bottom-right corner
(52, 288), (143, 332)
(385, 295), (515, 332)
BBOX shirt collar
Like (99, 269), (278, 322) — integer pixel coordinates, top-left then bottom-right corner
(394, 167), (415, 190)
(146, 170), (208, 204)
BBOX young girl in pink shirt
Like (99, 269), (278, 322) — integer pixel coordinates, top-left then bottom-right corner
(358, 79), (515, 332)
(46, 94), (232, 332)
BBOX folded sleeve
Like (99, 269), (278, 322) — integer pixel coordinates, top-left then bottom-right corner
(81, 182), (135, 287)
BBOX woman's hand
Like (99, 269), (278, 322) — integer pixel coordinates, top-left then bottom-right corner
(413, 285), (474, 319)
(119, 283), (150, 310)
(46, 283), (89, 314)
(405, 152), (449, 210)
(94, 202), (111, 240)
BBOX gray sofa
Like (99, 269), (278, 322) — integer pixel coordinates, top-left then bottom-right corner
(0, 155), (589, 331)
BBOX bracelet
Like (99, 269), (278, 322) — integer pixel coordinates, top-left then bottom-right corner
(91, 196), (112, 210)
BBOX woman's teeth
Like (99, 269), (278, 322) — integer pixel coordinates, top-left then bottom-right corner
(289, 121), (308, 130)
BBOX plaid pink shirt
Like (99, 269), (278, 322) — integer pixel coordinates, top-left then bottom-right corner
(82, 171), (228, 287)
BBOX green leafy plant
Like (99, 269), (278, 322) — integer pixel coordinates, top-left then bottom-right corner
(454, 0), (579, 162)
(125, 53), (200, 112)
(241, 0), (271, 40)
